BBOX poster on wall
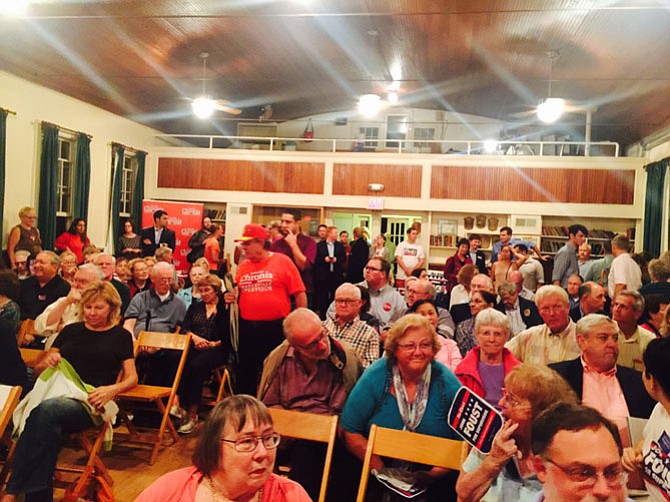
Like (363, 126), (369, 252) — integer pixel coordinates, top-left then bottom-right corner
(141, 200), (204, 273)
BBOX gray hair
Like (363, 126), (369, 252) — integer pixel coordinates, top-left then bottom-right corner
(335, 282), (361, 300)
(535, 285), (569, 306)
(151, 261), (174, 279)
(648, 258), (670, 282)
(14, 250), (30, 261)
(612, 234), (631, 252)
(474, 308), (510, 336)
(39, 250), (61, 266)
(94, 253), (116, 266)
(154, 246), (173, 260)
(576, 313), (617, 337)
(78, 263), (105, 280)
(497, 280), (517, 297)
(617, 290), (645, 313)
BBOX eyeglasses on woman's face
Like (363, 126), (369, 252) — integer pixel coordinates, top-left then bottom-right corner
(221, 432), (281, 453)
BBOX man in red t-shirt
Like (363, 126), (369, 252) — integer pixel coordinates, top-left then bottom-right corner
(234, 224), (306, 395)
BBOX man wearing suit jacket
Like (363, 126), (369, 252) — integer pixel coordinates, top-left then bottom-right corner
(141, 209), (176, 257)
(467, 234), (487, 274)
(314, 226), (346, 318)
(494, 280), (543, 336)
(550, 314), (655, 431)
(569, 281), (607, 322)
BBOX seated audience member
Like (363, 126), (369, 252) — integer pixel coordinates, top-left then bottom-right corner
(639, 293), (667, 337)
(506, 285), (581, 365)
(404, 277), (455, 338)
(2, 281), (137, 502)
(259, 308), (361, 500)
(323, 282), (379, 368)
(32, 264), (103, 348)
(114, 256), (131, 283)
(127, 258), (152, 298)
(58, 250), (78, 286)
(143, 255), (158, 273)
(639, 257), (670, 301)
(566, 273), (583, 310)
(443, 238), (473, 293)
(508, 270), (535, 301)
(13, 250), (31, 280)
(174, 275), (232, 434)
(449, 264), (476, 309)
(454, 308), (521, 410)
(356, 285), (381, 333)
(0, 269), (21, 333)
(0, 317), (27, 389)
(340, 314), (462, 502)
(515, 243), (545, 293)
(94, 253), (131, 315)
(17, 251), (70, 320)
(123, 261), (187, 338)
(494, 280), (542, 336)
(54, 218), (89, 264)
(611, 290), (654, 372)
(569, 280), (607, 322)
(490, 244), (526, 291)
(410, 268), (428, 280)
(177, 265), (206, 309)
(135, 395), (311, 502)
(81, 244), (99, 264)
(450, 273), (495, 326)
(456, 365), (577, 502)
(550, 314), (655, 443)
(409, 299), (462, 371)
(193, 256), (211, 274)
(531, 403), (628, 502)
(623, 337), (670, 501)
(154, 246), (173, 264)
(454, 290), (496, 357)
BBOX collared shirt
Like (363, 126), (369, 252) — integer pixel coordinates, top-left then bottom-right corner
(323, 316), (379, 368)
(505, 299), (527, 336)
(552, 241), (579, 288)
(326, 240), (335, 272)
(584, 254), (614, 287)
(356, 281), (406, 328)
(617, 326), (655, 372)
(262, 346), (348, 415)
(124, 289), (187, 337)
(154, 226), (163, 244)
(519, 257), (544, 292)
(505, 320), (580, 365)
(608, 252), (643, 297)
(581, 357), (630, 444)
(34, 296), (81, 336)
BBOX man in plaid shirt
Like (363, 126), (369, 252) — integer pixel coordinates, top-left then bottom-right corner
(323, 282), (380, 368)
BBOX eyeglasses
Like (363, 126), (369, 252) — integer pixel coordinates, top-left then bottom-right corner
(500, 388), (529, 408)
(365, 266), (382, 272)
(397, 342), (433, 352)
(221, 432), (281, 453)
(293, 330), (328, 350)
(334, 299), (358, 304)
(543, 457), (625, 487)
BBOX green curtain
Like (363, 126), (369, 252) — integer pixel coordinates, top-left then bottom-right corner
(110, 145), (124, 254)
(643, 158), (669, 257)
(0, 110), (7, 239)
(38, 124), (59, 250)
(131, 151), (146, 233)
(73, 133), (91, 220)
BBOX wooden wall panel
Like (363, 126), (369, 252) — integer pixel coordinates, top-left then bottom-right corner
(157, 158), (325, 194)
(430, 166), (635, 205)
(332, 164), (422, 197)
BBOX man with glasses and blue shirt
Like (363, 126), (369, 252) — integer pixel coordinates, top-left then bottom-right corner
(531, 403), (632, 502)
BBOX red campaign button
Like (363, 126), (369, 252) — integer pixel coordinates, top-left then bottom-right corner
(383, 302), (391, 312)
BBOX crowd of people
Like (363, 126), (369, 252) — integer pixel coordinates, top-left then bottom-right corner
(0, 207), (669, 502)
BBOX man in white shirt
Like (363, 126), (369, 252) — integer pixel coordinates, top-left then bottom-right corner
(394, 227), (425, 287)
(608, 234), (642, 300)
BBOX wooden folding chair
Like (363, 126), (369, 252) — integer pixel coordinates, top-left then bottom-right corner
(201, 366), (234, 407)
(15, 319), (36, 347)
(0, 385), (22, 488)
(116, 331), (191, 465)
(356, 425), (467, 502)
(269, 409), (338, 502)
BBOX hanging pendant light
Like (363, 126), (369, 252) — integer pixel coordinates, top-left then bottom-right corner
(537, 51), (565, 123)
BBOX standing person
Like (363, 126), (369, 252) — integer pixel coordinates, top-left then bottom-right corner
(468, 234), (487, 274)
(608, 234), (643, 300)
(369, 234), (390, 261)
(269, 209), (316, 307)
(584, 240), (614, 288)
(552, 224), (588, 288)
(54, 218), (89, 264)
(186, 216), (213, 264)
(7, 206), (42, 269)
(515, 244), (545, 292)
(490, 245), (526, 290)
(395, 226), (425, 288)
(444, 238), (473, 292)
(235, 224), (306, 395)
(491, 226), (541, 263)
(340, 230), (351, 273)
(140, 209), (176, 257)
(203, 224), (225, 275)
(578, 242), (594, 278)
(314, 226), (346, 318)
(347, 227), (369, 284)
(117, 218), (142, 261)
(316, 224), (328, 241)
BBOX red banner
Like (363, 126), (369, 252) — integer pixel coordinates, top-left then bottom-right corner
(141, 200), (204, 273)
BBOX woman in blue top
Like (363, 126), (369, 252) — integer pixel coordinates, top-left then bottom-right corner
(340, 314), (462, 501)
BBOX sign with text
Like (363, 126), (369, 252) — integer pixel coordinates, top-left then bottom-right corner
(448, 386), (503, 454)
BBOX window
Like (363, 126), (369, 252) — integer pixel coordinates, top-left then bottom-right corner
(386, 115), (408, 148)
(120, 153), (136, 217)
(414, 127), (436, 148)
(358, 127), (379, 148)
(56, 133), (75, 217)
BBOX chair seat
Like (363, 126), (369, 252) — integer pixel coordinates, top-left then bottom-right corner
(119, 384), (172, 401)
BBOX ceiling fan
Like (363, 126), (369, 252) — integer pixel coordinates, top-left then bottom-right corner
(190, 52), (241, 119)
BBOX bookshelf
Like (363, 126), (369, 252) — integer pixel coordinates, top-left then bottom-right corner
(540, 218), (636, 258)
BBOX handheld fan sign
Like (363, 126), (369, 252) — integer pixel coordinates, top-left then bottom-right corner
(448, 386), (503, 454)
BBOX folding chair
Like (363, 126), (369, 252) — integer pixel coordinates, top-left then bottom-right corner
(116, 331), (191, 465)
(269, 408), (338, 502)
(201, 366), (234, 407)
(356, 425), (467, 502)
(15, 319), (36, 347)
(0, 385), (22, 488)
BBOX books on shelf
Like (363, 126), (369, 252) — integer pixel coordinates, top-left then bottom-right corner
(541, 226), (635, 240)
(430, 234), (458, 247)
(205, 208), (226, 221)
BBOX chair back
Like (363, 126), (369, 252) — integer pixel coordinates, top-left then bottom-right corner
(356, 425), (466, 502)
(135, 331), (189, 353)
(269, 409), (338, 502)
(19, 347), (44, 368)
(0, 385), (22, 437)
(16, 319), (36, 346)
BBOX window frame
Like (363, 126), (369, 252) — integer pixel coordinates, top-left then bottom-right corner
(56, 131), (76, 218)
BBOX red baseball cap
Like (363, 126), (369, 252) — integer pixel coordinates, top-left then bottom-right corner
(235, 224), (269, 242)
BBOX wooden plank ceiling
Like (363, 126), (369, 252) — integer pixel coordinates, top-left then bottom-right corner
(1, 0), (669, 147)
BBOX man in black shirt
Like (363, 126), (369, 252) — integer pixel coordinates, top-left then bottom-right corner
(18, 251), (70, 320)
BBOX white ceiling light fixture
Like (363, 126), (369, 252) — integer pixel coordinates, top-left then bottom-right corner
(190, 52), (241, 119)
(387, 92), (399, 103)
(537, 51), (565, 123)
(0, 0), (29, 16)
(358, 94), (382, 118)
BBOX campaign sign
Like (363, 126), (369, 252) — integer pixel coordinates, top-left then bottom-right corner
(448, 387), (503, 454)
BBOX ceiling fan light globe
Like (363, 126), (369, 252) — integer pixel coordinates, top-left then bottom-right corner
(358, 94), (382, 118)
(192, 97), (215, 119)
(537, 97), (565, 123)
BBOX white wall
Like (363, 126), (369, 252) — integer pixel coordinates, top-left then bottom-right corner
(0, 70), (161, 249)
